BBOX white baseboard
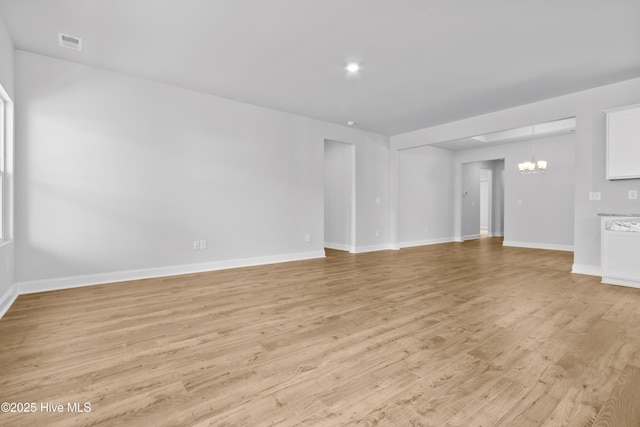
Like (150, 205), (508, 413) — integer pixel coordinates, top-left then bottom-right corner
(462, 234), (481, 241)
(502, 240), (574, 252)
(571, 264), (601, 277)
(16, 250), (326, 296)
(0, 283), (18, 318)
(354, 244), (393, 253)
(454, 234), (502, 242)
(602, 276), (640, 289)
(324, 242), (355, 253)
(399, 237), (454, 248)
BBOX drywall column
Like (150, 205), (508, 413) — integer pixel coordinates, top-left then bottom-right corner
(389, 149), (399, 249)
(396, 145), (454, 246)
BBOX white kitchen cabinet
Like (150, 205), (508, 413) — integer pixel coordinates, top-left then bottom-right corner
(605, 104), (640, 180)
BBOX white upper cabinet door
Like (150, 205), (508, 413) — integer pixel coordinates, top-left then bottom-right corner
(606, 104), (640, 180)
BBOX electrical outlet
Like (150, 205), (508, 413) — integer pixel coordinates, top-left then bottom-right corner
(199, 240), (207, 249)
(375, 230), (380, 237)
(589, 192), (601, 201)
(629, 190), (638, 200)
(193, 240), (200, 250)
(305, 234), (311, 242)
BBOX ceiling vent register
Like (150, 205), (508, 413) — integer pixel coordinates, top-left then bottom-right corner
(58, 33), (82, 51)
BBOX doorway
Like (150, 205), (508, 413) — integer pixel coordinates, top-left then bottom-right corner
(461, 159), (504, 240)
(324, 140), (355, 252)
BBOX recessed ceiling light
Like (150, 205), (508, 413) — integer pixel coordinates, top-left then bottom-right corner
(347, 121), (355, 126)
(346, 63), (360, 73)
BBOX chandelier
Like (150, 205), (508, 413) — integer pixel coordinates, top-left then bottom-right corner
(518, 152), (547, 174)
(518, 127), (548, 174)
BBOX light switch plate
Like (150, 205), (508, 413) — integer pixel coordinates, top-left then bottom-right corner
(589, 192), (601, 201)
(629, 190), (638, 200)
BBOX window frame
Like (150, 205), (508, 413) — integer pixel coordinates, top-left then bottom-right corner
(0, 83), (14, 244)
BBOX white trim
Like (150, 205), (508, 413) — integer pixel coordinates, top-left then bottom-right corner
(0, 283), (18, 318)
(462, 234), (481, 241)
(602, 276), (640, 289)
(603, 103), (640, 114)
(502, 240), (574, 252)
(489, 232), (504, 237)
(0, 84), (14, 243)
(324, 242), (353, 252)
(349, 144), (357, 253)
(354, 244), (393, 253)
(399, 237), (454, 248)
(571, 264), (601, 277)
(16, 250), (326, 295)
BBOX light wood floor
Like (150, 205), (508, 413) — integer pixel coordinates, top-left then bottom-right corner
(2, 238), (640, 426)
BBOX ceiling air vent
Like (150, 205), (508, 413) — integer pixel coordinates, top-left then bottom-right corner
(58, 33), (82, 51)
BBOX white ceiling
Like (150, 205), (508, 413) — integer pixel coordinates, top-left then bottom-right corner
(0, 0), (639, 136)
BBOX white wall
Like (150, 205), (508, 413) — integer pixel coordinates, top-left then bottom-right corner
(461, 162), (482, 239)
(397, 145), (454, 247)
(324, 140), (353, 251)
(504, 135), (575, 249)
(495, 166), (505, 236)
(0, 14), (15, 316)
(355, 134), (390, 252)
(479, 170), (489, 230)
(460, 162), (480, 240)
(15, 51), (390, 287)
(389, 72), (640, 273)
(456, 136), (575, 249)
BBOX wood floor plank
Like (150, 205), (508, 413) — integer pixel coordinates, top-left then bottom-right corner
(2, 238), (640, 426)
(592, 364), (640, 427)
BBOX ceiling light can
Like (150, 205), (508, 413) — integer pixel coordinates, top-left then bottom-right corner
(346, 63), (360, 73)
